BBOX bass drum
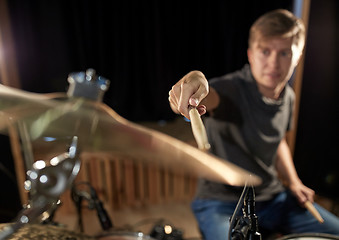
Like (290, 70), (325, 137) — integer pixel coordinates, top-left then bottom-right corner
(276, 233), (339, 240)
(97, 231), (155, 240)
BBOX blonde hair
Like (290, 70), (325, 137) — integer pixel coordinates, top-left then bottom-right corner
(248, 9), (305, 56)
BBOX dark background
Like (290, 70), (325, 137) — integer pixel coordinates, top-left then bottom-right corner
(1, 0), (338, 222)
(5, 0), (295, 121)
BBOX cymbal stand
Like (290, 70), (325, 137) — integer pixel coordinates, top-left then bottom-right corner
(0, 136), (80, 240)
(0, 68), (109, 239)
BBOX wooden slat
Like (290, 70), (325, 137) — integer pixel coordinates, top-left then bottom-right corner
(123, 157), (136, 207)
(112, 156), (125, 209)
(133, 161), (146, 206)
(104, 157), (114, 205)
(147, 162), (160, 204)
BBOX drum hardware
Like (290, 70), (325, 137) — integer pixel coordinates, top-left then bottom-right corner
(67, 68), (110, 102)
(71, 181), (113, 232)
(68, 70), (112, 233)
(229, 184), (262, 240)
(0, 69), (110, 239)
(0, 136), (80, 240)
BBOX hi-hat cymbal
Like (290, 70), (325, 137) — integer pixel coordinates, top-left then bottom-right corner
(0, 223), (95, 240)
(0, 84), (261, 186)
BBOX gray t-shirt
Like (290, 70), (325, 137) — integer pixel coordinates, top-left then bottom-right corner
(195, 64), (295, 201)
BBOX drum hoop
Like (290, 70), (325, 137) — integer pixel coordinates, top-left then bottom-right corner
(97, 231), (154, 239)
(278, 232), (339, 240)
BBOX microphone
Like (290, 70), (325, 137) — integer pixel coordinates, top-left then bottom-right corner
(90, 187), (113, 231)
(230, 186), (250, 240)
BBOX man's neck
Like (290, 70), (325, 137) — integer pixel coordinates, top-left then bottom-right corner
(257, 83), (285, 100)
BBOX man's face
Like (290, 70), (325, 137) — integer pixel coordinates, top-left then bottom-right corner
(247, 37), (300, 98)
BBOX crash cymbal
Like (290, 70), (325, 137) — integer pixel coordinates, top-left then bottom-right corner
(0, 84), (261, 186)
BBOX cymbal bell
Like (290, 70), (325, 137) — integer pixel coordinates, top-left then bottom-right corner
(0, 84), (262, 186)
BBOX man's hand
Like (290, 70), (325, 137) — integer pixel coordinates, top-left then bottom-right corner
(289, 180), (315, 205)
(168, 70), (209, 119)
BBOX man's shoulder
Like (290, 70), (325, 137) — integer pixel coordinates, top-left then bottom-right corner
(208, 65), (251, 92)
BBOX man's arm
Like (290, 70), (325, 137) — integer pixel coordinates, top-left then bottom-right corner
(275, 136), (315, 204)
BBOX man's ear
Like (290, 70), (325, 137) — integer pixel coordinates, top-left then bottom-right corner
(295, 51), (303, 66)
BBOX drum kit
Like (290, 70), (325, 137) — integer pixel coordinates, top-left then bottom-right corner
(0, 69), (335, 240)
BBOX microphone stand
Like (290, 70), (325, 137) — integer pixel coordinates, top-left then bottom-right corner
(229, 185), (262, 240)
(89, 186), (113, 231)
(71, 181), (113, 232)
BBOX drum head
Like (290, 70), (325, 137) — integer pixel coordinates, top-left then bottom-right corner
(277, 233), (339, 240)
(97, 231), (155, 240)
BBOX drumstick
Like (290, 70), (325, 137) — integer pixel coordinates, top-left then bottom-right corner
(305, 200), (324, 224)
(189, 106), (211, 151)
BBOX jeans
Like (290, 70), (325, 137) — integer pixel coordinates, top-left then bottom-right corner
(191, 191), (339, 240)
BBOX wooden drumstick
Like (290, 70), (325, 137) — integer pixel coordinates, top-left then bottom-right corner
(189, 106), (211, 151)
(305, 200), (324, 224)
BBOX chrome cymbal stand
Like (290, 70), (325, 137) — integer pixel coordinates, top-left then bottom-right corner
(0, 136), (80, 240)
(0, 69), (109, 240)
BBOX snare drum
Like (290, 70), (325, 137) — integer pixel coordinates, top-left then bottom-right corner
(276, 233), (339, 240)
(97, 231), (155, 240)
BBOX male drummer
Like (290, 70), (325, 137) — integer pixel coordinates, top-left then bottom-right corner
(168, 9), (339, 240)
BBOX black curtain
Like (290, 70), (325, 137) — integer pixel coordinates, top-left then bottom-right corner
(7, 0), (292, 121)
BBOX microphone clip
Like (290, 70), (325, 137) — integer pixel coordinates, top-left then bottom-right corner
(230, 186), (262, 240)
